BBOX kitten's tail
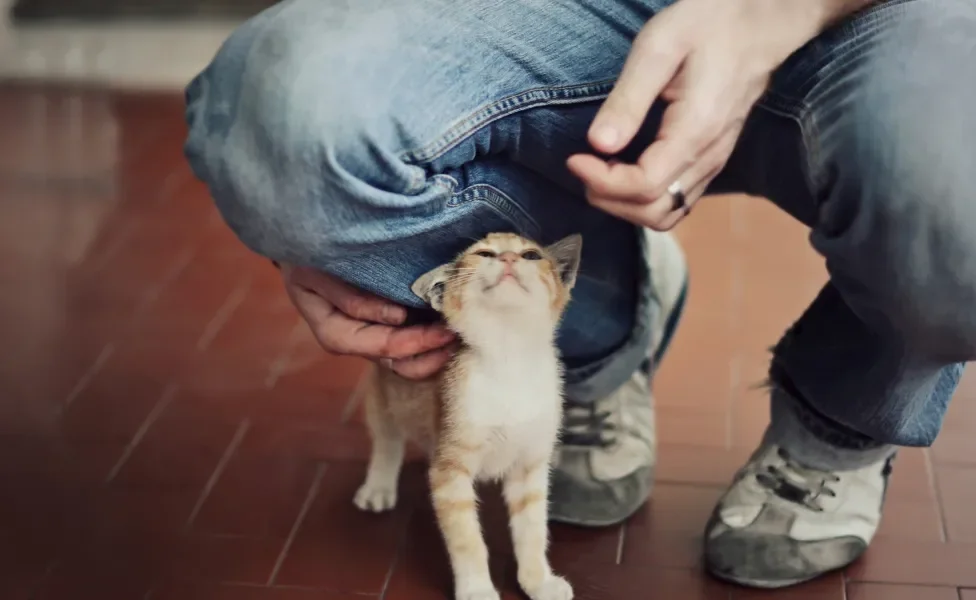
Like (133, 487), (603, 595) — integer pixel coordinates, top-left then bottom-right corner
(340, 363), (378, 424)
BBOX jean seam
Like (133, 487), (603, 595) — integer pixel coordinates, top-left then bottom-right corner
(450, 182), (542, 240)
(400, 79), (616, 165)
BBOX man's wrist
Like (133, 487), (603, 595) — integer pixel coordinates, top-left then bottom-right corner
(813, 0), (879, 31)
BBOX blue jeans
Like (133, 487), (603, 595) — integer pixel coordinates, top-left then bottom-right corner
(185, 0), (975, 468)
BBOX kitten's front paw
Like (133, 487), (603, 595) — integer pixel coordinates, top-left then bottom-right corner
(353, 483), (397, 512)
(523, 575), (573, 600)
(456, 586), (500, 600)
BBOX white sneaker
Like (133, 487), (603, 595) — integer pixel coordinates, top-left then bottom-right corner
(549, 230), (688, 527)
(704, 444), (894, 588)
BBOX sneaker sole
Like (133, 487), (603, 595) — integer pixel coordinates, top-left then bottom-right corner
(706, 558), (861, 590)
(706, 570), (819, 590)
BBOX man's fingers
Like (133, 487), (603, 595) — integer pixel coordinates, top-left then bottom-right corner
(591, 177), (711, 231)
(291, 284), (454, 359)
(588, 123), (739, 229)
(566, 155), (656, 202)
(635, 64), (733, 195)
(322, 317), (453, 359)
(660, 122), (741, 201)
(390, 345), (457, 380)
(381, 324), (456, 359)
(288, 266), (406, 326)
(589, 20), (684, 154)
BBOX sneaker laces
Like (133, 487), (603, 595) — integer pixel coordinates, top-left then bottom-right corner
(561, 399), (615, 448)
(754, 448), (841, 512)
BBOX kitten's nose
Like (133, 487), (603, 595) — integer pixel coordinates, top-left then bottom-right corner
(498, 251), (518, 264)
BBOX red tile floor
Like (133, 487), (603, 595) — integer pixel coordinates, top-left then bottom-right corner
(1, 83), (975, 600)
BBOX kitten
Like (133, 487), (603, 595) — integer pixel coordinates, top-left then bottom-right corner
(353, 232), (582, 600)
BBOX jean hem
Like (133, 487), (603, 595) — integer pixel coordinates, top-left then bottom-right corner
(562, 227), (652, 404)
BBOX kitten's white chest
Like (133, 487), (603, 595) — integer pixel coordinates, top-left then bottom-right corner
(459, 355), (562, 479)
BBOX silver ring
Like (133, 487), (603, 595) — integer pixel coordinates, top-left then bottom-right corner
(667, 180), (686, 212)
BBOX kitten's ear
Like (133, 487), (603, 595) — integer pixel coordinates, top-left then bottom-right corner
(411, 264), (452, 311)
(545, 234), (583, 289)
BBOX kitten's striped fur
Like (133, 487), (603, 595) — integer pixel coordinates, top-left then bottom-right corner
(354, 233), (582, 600)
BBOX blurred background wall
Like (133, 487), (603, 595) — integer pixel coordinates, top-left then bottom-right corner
(0, 0), (275, 89)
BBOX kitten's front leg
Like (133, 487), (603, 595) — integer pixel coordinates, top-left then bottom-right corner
(429, 457), (498, 600)
(503, 460), (573, 600)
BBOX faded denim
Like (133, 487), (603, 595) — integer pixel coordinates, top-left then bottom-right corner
(185, 0), (976, 468)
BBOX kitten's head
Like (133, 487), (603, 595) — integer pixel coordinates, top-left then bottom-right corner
(411, 233), (582, 327)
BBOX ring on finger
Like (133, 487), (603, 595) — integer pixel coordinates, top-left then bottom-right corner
(667, 180), (686, 212)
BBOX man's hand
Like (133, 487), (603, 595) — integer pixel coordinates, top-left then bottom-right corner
(281, 264), (455, 380)
(568, 0), (865, 230)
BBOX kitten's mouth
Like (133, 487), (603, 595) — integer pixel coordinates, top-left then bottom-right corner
(483, 272), (527, 292)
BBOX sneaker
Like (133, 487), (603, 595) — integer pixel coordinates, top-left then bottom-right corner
(549, 230), (688, 527)
(704, 444), (894, 588)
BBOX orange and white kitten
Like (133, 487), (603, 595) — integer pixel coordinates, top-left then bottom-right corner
(353, 232), (582, 600)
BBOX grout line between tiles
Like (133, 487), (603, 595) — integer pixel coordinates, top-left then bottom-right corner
(925, 448), (950, 543)
(185, 418), (251, 530)
(105, 383), (179, 483)
(614, 524), (626, 565)
(195, 278), (252, 351)
(148, 168), (192, 209)
(128, 245), (197, 327)
(340, 373), (370, 425)
(263, 318), (309, 389)
(377, 503), (419, 600)
(267, 462), (327, 585)
(61, 342), (115, 411)
(86, 219), (139, 275)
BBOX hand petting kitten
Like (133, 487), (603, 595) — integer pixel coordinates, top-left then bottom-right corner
(279, 264), (455, 379)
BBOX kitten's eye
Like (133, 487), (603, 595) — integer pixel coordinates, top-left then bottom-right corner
(521, 250), (543, 261)
(475, 250), (496, 258)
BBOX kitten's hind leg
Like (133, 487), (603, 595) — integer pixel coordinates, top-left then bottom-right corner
(354, 376), (405, 513)
(504, 461), (573, 600)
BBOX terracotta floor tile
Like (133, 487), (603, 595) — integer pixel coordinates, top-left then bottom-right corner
(36, 532), (172, 599)
(936, 465), (976, 543)
(848, 539), (976, 587)
(846, 583), (960, 600)
(59, 363), (170, 447)
(962, 590), (976, 600)
(621, 484), (724, 569)
(166, 535), (283, 585)
(887, 448), (938, 503)
(190, 453), (321, 538)
(656, 445), (752, 486)
(656, 405), (730, 448)
(548, 522), (624, 571)
(732, 573), (845, 599)
(239, 420), (372, 462)
(34, 569), (151, 600)
(269, 462), (417, 593)
(568, 565), (732, 600)
(153, 583), (367, 600)
(875, 495), (945, 542)
(110, 388), (245, 490)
